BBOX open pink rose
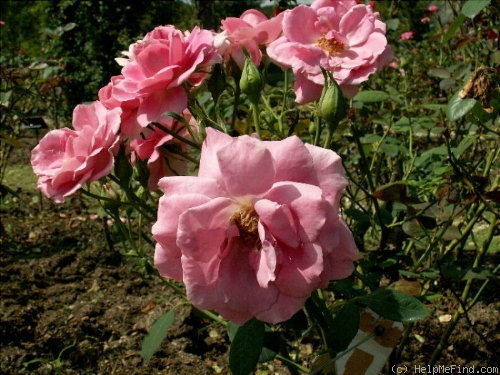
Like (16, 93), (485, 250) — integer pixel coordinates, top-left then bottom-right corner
(152, 128), (357, 324)
(31, 101), (121, 203)
(267, 0), (392, 103)
(111, 25), (220, 127)
(218, 9), (284, 68)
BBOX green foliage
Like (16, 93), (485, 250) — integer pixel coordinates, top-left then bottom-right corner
(193, 0), (262, 29)
(328, 303), (361, 352)
(353, 90), (391, 103)
(0, 0), (51, 57)
(446, 93), (476, 121)
(141, 310), (176, 362)
(356, 289), (429, 322)
(229, 319), (265, 375)
(45, 0), (196, 112)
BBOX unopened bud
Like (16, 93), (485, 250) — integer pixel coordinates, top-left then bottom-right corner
(318, 78), (348, 127)
(239, 56), (263, 104)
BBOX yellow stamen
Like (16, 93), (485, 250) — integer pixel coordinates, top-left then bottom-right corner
(230, 204), (260, 246)
(317, 36), (345, 56)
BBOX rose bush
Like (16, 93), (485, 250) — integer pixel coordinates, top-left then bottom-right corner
(152, 128), (357, 324)
(24, 0), (496, 371)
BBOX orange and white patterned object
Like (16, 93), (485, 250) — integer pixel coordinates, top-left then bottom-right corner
(312, 309), (404, 375)
(335, 309), (404, 375)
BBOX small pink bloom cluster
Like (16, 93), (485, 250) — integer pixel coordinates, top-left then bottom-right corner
(267, 0), (393, 102)
(33, 0), (392, 201)
(33, 25), (220, 194)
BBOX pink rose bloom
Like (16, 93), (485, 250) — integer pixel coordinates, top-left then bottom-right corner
(421, 17), (430, 23)
(31, 101), (121, 203)
(130, 110), (199, 190)
(111, 25), (220, 127)
(152, 128), (357, 324)
(267, 0), (392, 103)
(428, 5), (439, 12)
(400, 31), (414, 41)
(99, 75), (141, 137)
(218, 9), (284, 68)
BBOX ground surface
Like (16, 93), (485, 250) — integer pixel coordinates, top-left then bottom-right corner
(1, 136), (498, 374)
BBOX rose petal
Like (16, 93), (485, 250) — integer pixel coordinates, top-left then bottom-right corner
(340, 5), (374, 46)
(274, 243), (323, 297)
(254, 199), (300, 248)
(216, 135), (275, 196)
(136, 87), (188, 127)
(264, 182), (326, 243)
(264, 136), (318, 184)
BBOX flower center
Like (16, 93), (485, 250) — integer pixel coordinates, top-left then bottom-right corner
(317, 36), (345, 56)
(230, 204), (260, 244)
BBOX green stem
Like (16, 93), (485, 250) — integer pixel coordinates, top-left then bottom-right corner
(231, 84), (241, 131)
(468, 264), (499, 309)
(107, 174), (156, 221)
(313, 116), (322, 147)
(151, 121), (201, 150)
(350, 123), (388, 250)
(279, 69), (290, 136)
(443, 203), (486, 256)
(394, 323), (414, 364)
(251, 102), (261, 137)
(304, 293), (330, 349)
(276, 354), (310, 374)
(81, 188), (123, 205)
(323, 127), (333, 149)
